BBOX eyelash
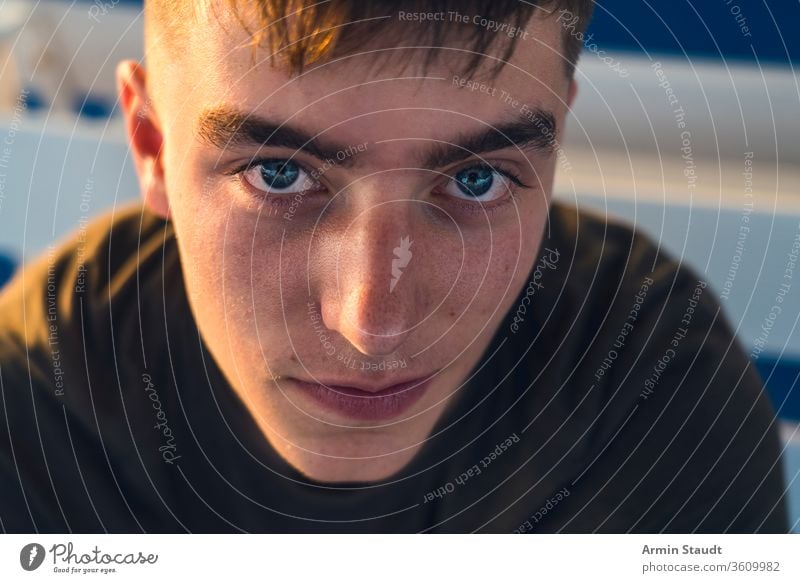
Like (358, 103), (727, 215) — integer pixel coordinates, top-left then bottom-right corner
(226, 157), (531, 212)
(225, 158), (318, 209)
(439, 162), (528, 215)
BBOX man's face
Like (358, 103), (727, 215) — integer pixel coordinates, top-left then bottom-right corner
(122, 8), (574, 482)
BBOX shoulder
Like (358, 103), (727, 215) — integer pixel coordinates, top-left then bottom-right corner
(540, 201), (788, 532)
(530, 200), (688, 380)
(0, 202), (174, 397)
(0, 202), (172, 349)
(0, 203), (178, 532)
(545, 200), (682, 311)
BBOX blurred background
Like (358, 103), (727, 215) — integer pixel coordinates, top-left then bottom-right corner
(0, 0), (797, 531)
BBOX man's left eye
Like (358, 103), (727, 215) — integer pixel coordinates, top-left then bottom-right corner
(443, 164), (516, 202)
(241, 159), (320, 195)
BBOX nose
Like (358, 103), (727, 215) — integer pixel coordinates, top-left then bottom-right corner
(320, 202), (426, 357)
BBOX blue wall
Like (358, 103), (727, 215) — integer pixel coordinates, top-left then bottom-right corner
(587, 0), (798, 65)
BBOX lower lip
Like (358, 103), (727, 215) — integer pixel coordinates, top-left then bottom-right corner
(288, 376), (435, 421)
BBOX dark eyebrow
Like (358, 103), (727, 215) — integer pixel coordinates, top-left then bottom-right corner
(196, 105), (557, 169)
(197, 105), (356, 167)
(408, 111), (558, 169)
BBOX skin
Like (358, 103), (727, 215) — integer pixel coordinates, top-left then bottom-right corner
(117, 6), (577, 483)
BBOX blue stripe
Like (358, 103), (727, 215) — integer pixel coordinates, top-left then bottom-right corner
(586, 0), (799, 66)
(754, 356), (800, 422)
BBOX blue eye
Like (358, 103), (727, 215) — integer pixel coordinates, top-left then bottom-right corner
(444, 164), (514, 202)
(455, 166), (493, 197)
(261, 160), (299, 189)
(241, 159), (320, 194)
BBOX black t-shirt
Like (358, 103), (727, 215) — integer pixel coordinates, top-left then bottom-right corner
(0, 200), (789, 533)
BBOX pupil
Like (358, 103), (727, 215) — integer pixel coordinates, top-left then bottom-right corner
(261, 160), (299, 189)
(456, 166), (493, 197)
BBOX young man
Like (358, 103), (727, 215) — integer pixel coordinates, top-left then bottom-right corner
(0, 0), (788, 533)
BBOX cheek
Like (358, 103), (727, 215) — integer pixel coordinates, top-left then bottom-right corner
(447, 210), (544, 321)
(172, 196), (288, 338)
(220, 217), (293, 329)
(458, 236), (531, 324)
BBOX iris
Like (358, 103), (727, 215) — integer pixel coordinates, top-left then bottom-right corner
(454, 166), (494, 198)
(260, 160), (300, 190)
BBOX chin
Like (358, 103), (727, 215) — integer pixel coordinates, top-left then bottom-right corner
(282, 432), (426, 484)
(298, 453), (420, 484)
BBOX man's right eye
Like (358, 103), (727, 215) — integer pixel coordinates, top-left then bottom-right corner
(241, 159), (321, 195)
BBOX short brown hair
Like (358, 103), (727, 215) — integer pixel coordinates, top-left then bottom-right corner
(146, 0), (594, 79)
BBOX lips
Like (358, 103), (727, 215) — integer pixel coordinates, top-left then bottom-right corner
(286, 373), (437, 421)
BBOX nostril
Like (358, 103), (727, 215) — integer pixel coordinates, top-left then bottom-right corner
(329, 285), (414, 357)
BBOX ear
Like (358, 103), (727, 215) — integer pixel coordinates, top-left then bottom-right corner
(566, 77), (578, 109)
(116, 60), (169, 219)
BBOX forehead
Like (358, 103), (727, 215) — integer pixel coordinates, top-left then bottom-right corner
(161, 7), (569, 142)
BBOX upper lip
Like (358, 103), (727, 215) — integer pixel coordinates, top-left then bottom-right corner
(288, 371), (439, 394)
